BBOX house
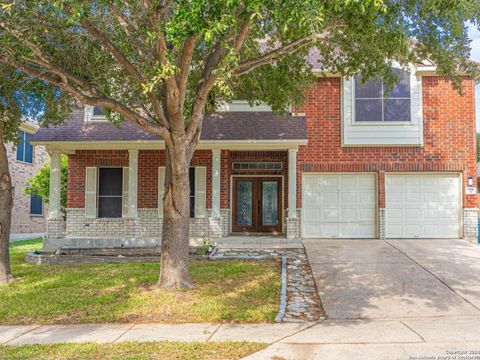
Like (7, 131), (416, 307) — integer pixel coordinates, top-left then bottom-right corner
(8, 121), (49, 240)
(31, 61), (478, 250)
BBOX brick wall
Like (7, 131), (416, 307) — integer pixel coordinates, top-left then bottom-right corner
(67, 149), (212, 209)
(296, 76), (477, 209)
(8, 141), (49, 234)
(67, 150), (128, 208)
(137, 150), (212, 208)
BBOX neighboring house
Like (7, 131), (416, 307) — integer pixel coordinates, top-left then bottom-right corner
(8, 121), (49, 240)
(31, 59), (478, 250)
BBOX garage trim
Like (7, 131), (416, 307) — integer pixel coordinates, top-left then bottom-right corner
(301, 172), (378, 239)
(385, 172), (462, 239)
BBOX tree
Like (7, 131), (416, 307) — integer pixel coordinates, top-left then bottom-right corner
(477, 133), (480, 162)
(25, 155), (68, 218)
(1, 0), (478, 288)
(0, 63), (72, 284)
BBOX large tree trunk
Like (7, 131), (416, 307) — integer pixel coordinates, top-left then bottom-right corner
(157, 143), (193, 289)
(0, 131), (12, 285)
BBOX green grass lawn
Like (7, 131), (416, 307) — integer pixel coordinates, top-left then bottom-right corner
(0, 341), (267, 360)
(0, 239), (280, 325)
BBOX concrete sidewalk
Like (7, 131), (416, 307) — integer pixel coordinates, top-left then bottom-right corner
(0, 323), (310, 345)
(3, 318), (480, 359)
(3, 316), (480, 345)
(245, 317), (480, 359)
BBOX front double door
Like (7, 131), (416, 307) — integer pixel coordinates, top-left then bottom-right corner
(232, 177), (282, 233)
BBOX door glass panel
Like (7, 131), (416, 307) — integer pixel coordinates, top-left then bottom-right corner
(262, 181), (278, 226)
(236, 181), (253, 226)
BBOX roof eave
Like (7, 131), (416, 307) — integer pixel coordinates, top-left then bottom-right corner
(31, 139), (308, 151)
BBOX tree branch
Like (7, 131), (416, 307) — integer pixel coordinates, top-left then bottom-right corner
(232, 25), (344, 77)
(0, 21), (101, 97)
(67, 8), (170, 129)
(185, 16), (252, 142)
(0, 56), (173, 146)
(232, 37), (312, 76)
(107, 3), (147, 61)
(176, 35), (198, 109)
(75, 15), (146, 85)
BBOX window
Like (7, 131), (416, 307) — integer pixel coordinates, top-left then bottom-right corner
(232, 162), (282, 170)
(30, 195), (43, 215)
(98, 168), (123, 218)
(93, 106), (104, 116)
(16, 131), (33, 163)
(189, 167), (195, 218)
(85, 106), (108, 122)
(355, 68), (411, 122)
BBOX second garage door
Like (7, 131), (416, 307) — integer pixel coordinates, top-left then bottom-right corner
(385, 173), (461, 238)
(302, 174), (376, 238)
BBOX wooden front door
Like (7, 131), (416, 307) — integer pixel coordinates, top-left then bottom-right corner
(232, 177), (282, 233)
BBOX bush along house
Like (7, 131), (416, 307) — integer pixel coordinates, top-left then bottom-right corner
(31, 60), (478, 251)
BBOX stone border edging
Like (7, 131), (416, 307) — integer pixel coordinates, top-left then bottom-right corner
(275, 256), (288, 322)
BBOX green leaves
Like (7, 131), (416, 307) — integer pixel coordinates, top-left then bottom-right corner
(0, 3), (13, 13)
(25, 155), (68, 213)
(0, 0), (479, 132)
(143, 61), (178, 95)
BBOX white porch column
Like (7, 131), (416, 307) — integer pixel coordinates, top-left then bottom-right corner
(211, 149), (221, 219)
(128, 149), (139, 218)
(48, 151), (62, 220)
(288, 148), (297, 219)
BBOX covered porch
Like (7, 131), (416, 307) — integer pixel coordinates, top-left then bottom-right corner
(42, 144), (304, 251)
(44, 146), (302, 251)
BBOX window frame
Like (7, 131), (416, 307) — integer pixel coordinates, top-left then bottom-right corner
(84, 106), (108, 122)
(16, 130), (34, 164)
(352, 68), (413, 125)
(232, 162), (283, 171)
(97, 167), (124, 219)
(189, 167), (195, 219)
(29, 194), (43, 216)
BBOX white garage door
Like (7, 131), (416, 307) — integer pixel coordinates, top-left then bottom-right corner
(386, 174), (461, 238)
(302, 174), (376, 238)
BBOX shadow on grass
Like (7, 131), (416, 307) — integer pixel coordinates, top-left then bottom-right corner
(1, 239), (281, 325)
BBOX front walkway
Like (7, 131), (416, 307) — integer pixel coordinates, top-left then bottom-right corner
(217, 235), (302, 249)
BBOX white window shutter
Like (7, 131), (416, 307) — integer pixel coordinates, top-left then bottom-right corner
(122, 167), (129, 217)
(195, 167), (207, 218)
(158, 166), (165, 218)
(85, 167), (97, 218)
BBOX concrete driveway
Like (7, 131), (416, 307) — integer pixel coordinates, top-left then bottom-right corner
(244, 239), (480, 360)
(303, 239), (480, 319)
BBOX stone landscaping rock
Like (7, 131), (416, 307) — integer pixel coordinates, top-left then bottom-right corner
(211, 246), (325, 323)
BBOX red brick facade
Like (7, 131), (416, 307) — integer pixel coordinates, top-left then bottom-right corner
(296, 76), (477, 209)
(67, 150), (128, 208)
(67, 149), (212, 209)
(66, 76), (477, 214)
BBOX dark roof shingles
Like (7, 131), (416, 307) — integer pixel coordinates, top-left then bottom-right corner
(32, 110), (307, 142)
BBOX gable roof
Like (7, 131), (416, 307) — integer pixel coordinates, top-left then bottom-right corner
(31, 109), (307, 144)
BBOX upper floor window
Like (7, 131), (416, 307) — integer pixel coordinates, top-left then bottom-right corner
(354, 68), (411, 122)
(16, 130), (33, 164)
(85, 106), (107, 122)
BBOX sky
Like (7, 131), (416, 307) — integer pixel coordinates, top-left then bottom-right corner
(468, 22), (480, 129)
